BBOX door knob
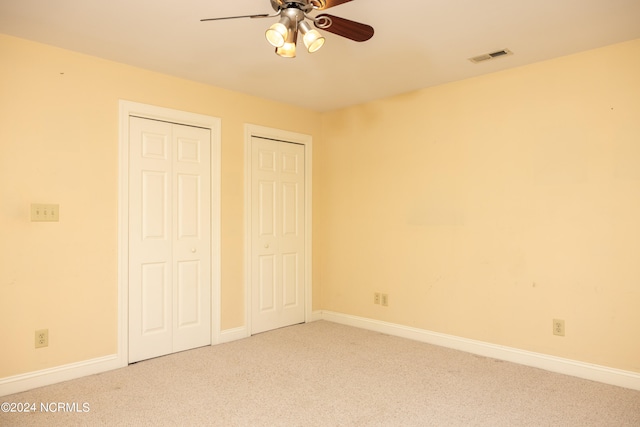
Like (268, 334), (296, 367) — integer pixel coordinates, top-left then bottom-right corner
(264, 244), (269, 249)
(191, 248), (197, 253)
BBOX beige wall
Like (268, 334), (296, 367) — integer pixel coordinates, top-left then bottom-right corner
(317, 39), (640, 373)
(0, 34), (321, 377)
(2, 32), (639, 381)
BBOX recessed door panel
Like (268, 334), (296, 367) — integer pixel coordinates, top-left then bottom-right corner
(282, 182), (298, 237)
(282, 152), (299, 174)
(259, 180), (276, 238)
(177, 137), (200, 163)
(177, 260), (200, 327)
(259, 150), (276, 172)
(259, 255), (276, 312)
(141, 262), (169, 334)
(282, 253), (298, 308)
(142, 133), (168, 160)
(177, 174), (200, 239)
(142, 171), (168, 240)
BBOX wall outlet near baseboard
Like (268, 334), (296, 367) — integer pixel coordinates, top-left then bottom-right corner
(35, 329), (49, 348)
(374, 292), (381, 305)
(381, 293), (389, 307)
(553, 319), (565, 336)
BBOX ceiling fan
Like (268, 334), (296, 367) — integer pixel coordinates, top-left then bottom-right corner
(201, 0), (374, 58)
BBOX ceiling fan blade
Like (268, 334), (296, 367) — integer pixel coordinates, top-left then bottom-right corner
(311, 0), (354, 10)
(200, 14), (270, 22)
(314, 14), (374, 42)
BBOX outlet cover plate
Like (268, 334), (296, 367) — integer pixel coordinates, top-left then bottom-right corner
(553, 319), (565, 336)
(35, 329), (49, 348)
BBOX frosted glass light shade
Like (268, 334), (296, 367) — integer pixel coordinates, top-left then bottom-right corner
(303, 29), (324, 53)
(266, 22), (288, 47)
(298, 21), (324, 54)
(276, 42), (296, 58)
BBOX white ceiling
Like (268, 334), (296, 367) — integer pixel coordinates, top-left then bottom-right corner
(2, 0), (640, 112)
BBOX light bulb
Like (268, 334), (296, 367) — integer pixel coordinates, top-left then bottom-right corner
(276, 42), (296, 58)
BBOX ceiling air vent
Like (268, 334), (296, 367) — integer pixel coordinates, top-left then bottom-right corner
(469, 49), (513, 64)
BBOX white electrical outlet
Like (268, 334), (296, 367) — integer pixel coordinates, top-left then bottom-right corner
(553, 319), (565, 336)
(35, 329), (49, 348)
(381, 294), (389, 307)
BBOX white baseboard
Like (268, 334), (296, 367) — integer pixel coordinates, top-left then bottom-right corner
(1, 326), (250, 397)
(1, 314), (329, 397)
(7, 312), (634, 397)
(0, 354), (121, 397)
(320, 310), (640, 391)
(219, 326), (249, 344)
(219, 313), (323, 345)
(308, 310), (324, 322)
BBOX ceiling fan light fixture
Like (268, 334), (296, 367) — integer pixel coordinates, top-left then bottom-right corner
(202, 0), (375, 58)
(276, 41), (297, 58)
(299, 21), (325, 53)
(265, 17), (290, 47)
(276, 24), (297, 58)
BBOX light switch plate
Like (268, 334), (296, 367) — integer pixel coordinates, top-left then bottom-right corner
(31, 204), (59, 222)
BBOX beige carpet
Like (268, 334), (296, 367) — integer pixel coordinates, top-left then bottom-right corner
(1, 320), (639, 426)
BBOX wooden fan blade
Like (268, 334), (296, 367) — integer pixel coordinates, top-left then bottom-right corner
(314, 14), (374, 42)
(311, 0), (354, 10)
(201, 14), (269, 22)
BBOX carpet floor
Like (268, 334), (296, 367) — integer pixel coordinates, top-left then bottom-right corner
(1, 320), (639, 426)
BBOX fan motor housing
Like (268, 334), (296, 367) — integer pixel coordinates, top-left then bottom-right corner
(271, 0), (313, 12)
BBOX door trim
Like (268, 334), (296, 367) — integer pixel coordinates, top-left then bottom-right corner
(244, 124), (313, 336)
(118, 100), (221, 367)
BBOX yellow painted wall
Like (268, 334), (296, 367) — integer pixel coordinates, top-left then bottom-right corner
(318, 39), (640, 373)
(0, 34), (321, 378)
(2, 31), (639, 382)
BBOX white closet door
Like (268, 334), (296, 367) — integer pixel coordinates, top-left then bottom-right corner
(129, 117), (211, 363)
(251, 137), (305, 334)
